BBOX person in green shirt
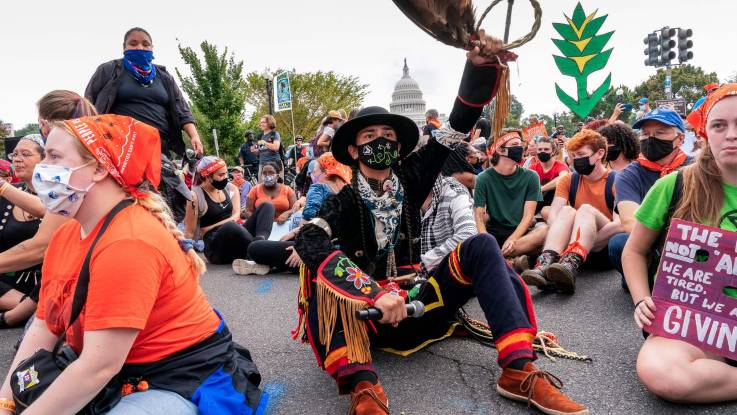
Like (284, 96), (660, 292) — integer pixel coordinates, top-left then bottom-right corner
(474, 129), (546, 261)
(622, 84), (737, 404)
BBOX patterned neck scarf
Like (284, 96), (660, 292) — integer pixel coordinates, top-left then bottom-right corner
(356, 172), (404, 251)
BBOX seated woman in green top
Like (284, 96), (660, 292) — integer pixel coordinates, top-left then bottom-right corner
(622, 83), (737, 403)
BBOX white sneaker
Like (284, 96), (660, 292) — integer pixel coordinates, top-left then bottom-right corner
(232, 259), (270, 276)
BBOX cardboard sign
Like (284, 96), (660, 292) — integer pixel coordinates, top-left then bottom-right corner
(522, 122), (549, 142)
(655, 98), (687, 117)
(646, 219), (737, 360)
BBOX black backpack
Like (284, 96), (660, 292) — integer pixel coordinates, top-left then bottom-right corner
(568, 170), (617, 214)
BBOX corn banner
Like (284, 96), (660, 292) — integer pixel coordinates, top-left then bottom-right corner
(552, 3), (614, 119)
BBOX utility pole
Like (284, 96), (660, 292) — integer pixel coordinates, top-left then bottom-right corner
(265, 77), (274, 115)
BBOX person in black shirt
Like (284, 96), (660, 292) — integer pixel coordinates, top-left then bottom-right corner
(239, 130), (259, 179)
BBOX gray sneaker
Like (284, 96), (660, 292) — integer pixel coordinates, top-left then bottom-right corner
(232, 259), (270, 276)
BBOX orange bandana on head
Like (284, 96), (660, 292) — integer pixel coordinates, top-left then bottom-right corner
(64, 115), (161, 196)
(197, 157), (227, 177)
(317, 152), (352, 184)
(696, 83), (737, 141)
(489, 131), (522, 157)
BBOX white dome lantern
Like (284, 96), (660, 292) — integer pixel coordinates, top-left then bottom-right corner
(390, 58), (427, 127)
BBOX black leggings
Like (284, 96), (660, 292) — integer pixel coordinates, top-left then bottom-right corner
(248, 240), (298, 273)
(203, 203), (275, 264)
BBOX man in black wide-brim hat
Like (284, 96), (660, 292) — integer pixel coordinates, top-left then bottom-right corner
(293, 31), (588, 415)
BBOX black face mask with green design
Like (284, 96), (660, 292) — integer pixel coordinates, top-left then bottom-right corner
(357, 136), (398, 170)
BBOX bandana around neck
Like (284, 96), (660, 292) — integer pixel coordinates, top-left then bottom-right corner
(356, 172), (403, 251)
(123, 49), (157, 85)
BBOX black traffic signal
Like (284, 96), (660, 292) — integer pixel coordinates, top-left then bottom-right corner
(643, 32), (660, 67)
(659, 27), (676, 65)
(678, 28), (694, 63)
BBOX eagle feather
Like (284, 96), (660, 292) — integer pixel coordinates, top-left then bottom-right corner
(392, 0), (477, 49)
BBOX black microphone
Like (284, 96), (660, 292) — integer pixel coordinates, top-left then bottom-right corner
(356, 300), (425, 321)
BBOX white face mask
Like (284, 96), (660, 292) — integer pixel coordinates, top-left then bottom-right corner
(32, 163), (95, 217)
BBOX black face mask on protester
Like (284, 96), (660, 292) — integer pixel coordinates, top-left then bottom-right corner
(573, 155), (596, 175)
(502, 146), (525, 163)
(357, 136), (399, 170)
(640, 136), (676, 162)
(537, 152), (552, 162)
(606, 147), (621, 162)
(211, 177), (228, 190)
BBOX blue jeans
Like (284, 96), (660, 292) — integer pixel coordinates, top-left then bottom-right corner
(608, 232), (629, 290)
(107, 389), (197, 415)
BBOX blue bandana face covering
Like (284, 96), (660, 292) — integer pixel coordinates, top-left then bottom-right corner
(123, 49), (157, 84)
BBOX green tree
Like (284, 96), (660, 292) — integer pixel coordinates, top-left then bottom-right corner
(243, 70), (368, 145)
(633, 64), (719, 107)
(589, 85), (637, 124)
(176, 41), (248, 163)
(0, 121), (8, 140)
(483, 95), (525, 129)
(14, 123), (40, 137)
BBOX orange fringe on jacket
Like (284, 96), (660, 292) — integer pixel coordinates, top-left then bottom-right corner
(490, 64), (510, 140)
(317, 279), (372, 364)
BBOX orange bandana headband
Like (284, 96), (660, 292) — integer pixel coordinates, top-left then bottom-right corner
(317, 152), (352, 184)
(64, 115), (161, 196)
(697, 83), (737, 140)
(489, 131), (522, 157)
(197, 156), (227, 177)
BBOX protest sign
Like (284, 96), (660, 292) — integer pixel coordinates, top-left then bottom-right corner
(274, 72), (292, 112)
(655, 98), (687, 117)
(646, 219), (737, 360)
(522, 122), (548, 141)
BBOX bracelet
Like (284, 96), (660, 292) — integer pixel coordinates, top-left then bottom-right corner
(0, 398), (15, 413)
(308, 218), (332, 238)
(634, 299), (647, 308)
(0, 182), (9, 198)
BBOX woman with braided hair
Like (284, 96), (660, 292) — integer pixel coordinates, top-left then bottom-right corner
(292, 31), (588, 415)
(0, 115), (266, 415)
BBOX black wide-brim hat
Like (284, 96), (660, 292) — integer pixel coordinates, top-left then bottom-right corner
(331, 106), (420, 166)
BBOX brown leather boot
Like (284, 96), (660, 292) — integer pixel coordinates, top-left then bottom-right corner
(497, 363), (588, 415)
(349, 381), (389, 415)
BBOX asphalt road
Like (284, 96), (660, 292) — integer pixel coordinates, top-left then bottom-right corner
(2, 266), (736, 415)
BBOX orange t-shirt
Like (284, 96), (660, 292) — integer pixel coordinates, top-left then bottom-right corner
(554, 170), (615, 220)
(248, 184), (294, 218)
(37, 204), (220, 364)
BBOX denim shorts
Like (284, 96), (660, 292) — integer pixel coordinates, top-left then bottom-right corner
(107, 389), (197, 415)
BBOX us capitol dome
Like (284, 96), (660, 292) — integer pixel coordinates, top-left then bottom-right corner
(389, 59), (428, 127)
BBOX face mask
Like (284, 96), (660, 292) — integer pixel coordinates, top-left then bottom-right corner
(573, 155), (596, 176)
(311, 170), (323, 184)
(123, 49), (154, 69)
(606, 147), (621, 162)
(537, 152), (552, 162)
(502, 146), (524, 163)
(32, 163), (94, 217)
(357, 137), (398, 170)
(263, 174), (277, 187)
(640, 136), (675, 162)
(211, 177), (228, 190)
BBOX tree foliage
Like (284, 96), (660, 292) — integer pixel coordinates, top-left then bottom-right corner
(176, 41), (248, 163)
(243, 70), (368, 145)
(14, 123), (40, 137)
(0, 121), (8, 140)
(483, 95), (524, 129)
(632, 64), (719, 107)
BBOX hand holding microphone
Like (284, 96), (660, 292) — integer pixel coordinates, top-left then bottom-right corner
(357, 298), (425, 327)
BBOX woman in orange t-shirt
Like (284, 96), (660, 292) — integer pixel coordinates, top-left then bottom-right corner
(0, 115), (266, 415)
(246, 161), (297, 224)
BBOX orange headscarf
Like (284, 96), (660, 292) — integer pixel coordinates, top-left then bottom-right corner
(64, 115), (161, 197)
(488, 131), (522, 157)
(696, 83), (737, 141)
(317, 152), (352, 184)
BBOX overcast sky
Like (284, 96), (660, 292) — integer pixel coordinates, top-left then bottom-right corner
(1, 0), (735, 129)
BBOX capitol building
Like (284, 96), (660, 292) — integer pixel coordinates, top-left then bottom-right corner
(389, 59), (445, 128)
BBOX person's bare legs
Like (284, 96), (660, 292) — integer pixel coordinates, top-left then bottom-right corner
(564, 204), (610, 254)
(593, 221), (623, 252)
(3, 297), (37, 327)
(0, 289), (24, 311)
(637, 335), (737, 403)
(543, 206), (576, 253)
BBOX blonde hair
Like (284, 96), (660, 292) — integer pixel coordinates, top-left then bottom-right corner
(673, 145), (723, 226)
(61, 122), (207, 275)
(261, 114), (277, 130)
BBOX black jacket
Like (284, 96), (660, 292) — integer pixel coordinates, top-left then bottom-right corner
(84, 59), (195, 156)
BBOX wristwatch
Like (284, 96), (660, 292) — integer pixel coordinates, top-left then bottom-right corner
(308, 218), (332, 238)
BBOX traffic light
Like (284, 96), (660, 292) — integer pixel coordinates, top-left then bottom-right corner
(643, 32), (660, 67)
(677, 28), (694, 63)
(659, 27), (676, 65)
